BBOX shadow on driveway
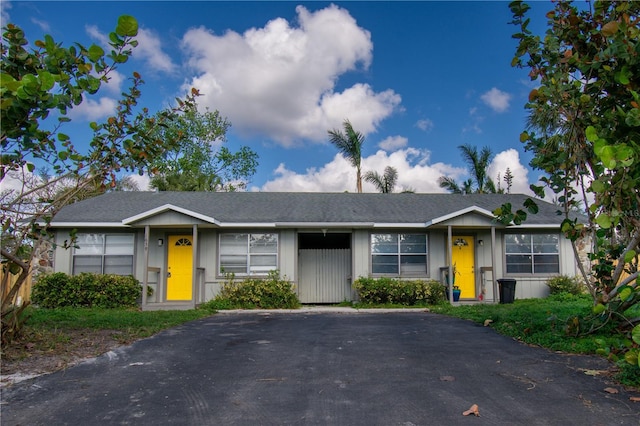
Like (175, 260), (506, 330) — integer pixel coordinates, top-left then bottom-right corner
(2, 310), (639, 425)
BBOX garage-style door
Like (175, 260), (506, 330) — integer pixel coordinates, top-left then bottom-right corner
(298, 233), (352, 304)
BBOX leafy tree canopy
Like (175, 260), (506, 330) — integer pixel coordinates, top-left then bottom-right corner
(0, 16), (197, 343)
(148, 107), (258, 192)
(498, 0), (639, 365)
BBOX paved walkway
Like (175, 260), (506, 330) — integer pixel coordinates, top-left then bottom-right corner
(2, 310), (639, 425)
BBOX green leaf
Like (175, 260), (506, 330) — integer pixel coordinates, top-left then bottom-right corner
(57, 133), (69, 142)
(624, 250), (637, 263)
(591, 179), (606, 193)
(87, 44), (105, 62)
(624, 350), (638, 365)
(594, 139), (617, 168)
(37, 70), (55, 91)
(619, 286), (632, 301)
(115, 15), (138, 37)
(523, 198), (539, 214)
(615, 66), (631, 85)
(593, 303), (606, 314)
(585, 126), (598, 142)
(632, 325), (640, 345)
(58, 151), (68, 161)
(625, 108), (640, 127)
(595, 213), (612, 229)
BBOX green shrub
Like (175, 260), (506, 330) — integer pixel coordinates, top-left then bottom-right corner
(546, 275), (584, 296)
(205, 270), (300, 309)
(32, 272), (142, 308)
(354, 277), (445, 306)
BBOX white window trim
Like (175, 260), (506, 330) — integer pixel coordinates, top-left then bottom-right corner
(72, 233), (135, 275)
(370, 232), (429, 277)
(504, 232), (560, 276)
(218, 232), (279, 276)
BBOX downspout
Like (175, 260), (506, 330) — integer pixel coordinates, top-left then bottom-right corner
(142, 225), (149, 308)
(448, 225), (453, 304)
(491, 226), (497, 303)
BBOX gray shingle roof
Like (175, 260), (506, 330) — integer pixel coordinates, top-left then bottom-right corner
(51, 192), (566, 227)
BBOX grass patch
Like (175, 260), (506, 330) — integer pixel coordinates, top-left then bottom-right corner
(429, 295), (618, 354)
(23, 306), (215, 341)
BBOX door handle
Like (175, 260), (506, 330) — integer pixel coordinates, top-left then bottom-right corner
(167, 272), (171, 278)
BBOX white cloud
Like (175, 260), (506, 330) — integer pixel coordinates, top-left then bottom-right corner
(1, 2), (11, 25)
(181, 4), (401, 147)
(486, 149), (530, 194)
(86, 25), (176, 75)
(31, 17), (50, 32)
(127, 173), (151, 191)
(480, 87), (511, 113)
(68, 97), (118, 121)
(133, 28), (177, 74)
(256, 148), (463, 193)
(378, 135), (407, 151)
(416, 118), (434, 132)
(86, 24), (110, 46)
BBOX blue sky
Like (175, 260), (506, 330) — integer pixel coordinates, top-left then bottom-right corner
(2, 1), (556, 193)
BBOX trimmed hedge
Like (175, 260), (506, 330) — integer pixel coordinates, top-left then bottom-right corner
(32, 272), (142, 308)
(206, 270), (300, 309)
(546, 275), (584, 296)
(354, 277), (446, 305)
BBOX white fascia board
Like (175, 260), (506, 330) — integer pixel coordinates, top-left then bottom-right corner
(218, 222), (277, 228)
(426, 206), (495, 226)
(122, 204), (220, 225)
(272, 222), (375, 228)
(373, 223), (427, 228)
(48, 222), (128, 228)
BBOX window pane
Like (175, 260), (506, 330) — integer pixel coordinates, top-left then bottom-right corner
(73, 256), (102, 274)
(506, 255), (532, 274)
(400, 234), (426, 254)
(221, 234), (248, 255)
(372, 255), (398, 274)
(75, 234), (104, 255)
(220, 255), (247, 273)
(105, 234), (134, 255)
(533, 255), (559, 273)
(505, 234), (531, 254)
(104, 255), (133, 275)
(400, 255), (426, 274)
(249, 254), (277, 273)
(532, 234), (559, 254)
(250, 234), (277, 254)
(371, 234), (398, 254)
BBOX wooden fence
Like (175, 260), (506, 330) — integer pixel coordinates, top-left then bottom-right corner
(0, 270), (32, 304)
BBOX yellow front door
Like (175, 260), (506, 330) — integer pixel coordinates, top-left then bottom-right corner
(451, 236), (476, 299)
(167, 235), (193, 301)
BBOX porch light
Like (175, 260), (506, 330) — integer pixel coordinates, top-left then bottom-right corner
(322, 229), (328, 237)
(158, 238), (164, 247)
(478, 239), (484, 246)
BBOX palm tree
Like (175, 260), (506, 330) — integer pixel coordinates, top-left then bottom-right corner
(328, 119), (365, 193)
(364, 166), (398, 193)
(439, 144), (497, 194)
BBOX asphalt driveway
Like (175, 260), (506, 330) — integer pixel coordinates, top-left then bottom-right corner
(1, 309), (639, 425)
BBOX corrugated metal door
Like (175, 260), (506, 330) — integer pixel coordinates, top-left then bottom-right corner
(298, 249), (351, 303)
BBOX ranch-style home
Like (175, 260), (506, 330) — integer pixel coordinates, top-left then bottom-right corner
(47, 191), (579, 309)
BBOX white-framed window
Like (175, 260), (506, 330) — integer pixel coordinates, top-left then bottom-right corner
(219, 233), (278, 275)
(72, 233), (135, 275)
(371, 233), (428, 275)
(505, 233), (559, 274)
